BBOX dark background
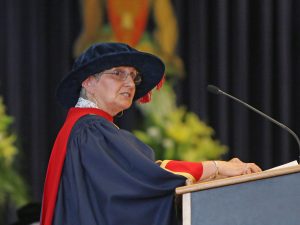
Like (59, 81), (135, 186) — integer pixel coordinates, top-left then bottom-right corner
(1, 0), (300, 212)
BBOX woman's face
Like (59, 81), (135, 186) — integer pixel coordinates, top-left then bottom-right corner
(82, 66), (138, 116)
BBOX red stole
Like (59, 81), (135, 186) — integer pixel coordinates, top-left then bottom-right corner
(40, 108), (113, 225)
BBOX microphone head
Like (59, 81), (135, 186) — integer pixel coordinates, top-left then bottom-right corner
(207, 85), (221, 95)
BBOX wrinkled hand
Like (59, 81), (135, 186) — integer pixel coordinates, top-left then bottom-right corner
(218, 158), (262, 177)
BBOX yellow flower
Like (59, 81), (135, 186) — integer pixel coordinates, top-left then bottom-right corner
(0, 135), (17, 165)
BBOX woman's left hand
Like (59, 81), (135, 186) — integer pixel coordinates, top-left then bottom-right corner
(218, 158), (262, 177)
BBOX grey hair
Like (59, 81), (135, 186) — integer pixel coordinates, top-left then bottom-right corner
(79, 87), (88, 99)
(94, 72), (102, 80)
(79, 73), (102, 100)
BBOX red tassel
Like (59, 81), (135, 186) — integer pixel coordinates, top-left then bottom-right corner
(156, 74), (166, 90)
(138, 91), (152, 103)
(138, 74), (165, 104)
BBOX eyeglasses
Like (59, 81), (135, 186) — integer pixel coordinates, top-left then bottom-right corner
(99, 69), (142, 86)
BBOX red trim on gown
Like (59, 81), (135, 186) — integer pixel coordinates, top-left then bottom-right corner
(163, 160), (203, 181)
(40, 108), (113, 225)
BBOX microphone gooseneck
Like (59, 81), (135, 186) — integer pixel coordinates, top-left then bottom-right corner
(207, 84), (300, 164)
(207, 85), (221, 95)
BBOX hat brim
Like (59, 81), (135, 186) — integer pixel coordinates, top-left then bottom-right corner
(56, 51), (165, 108)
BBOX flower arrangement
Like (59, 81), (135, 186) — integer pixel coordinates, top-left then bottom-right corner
(134, 82), (227, 161)
(0, 97), (28, 220)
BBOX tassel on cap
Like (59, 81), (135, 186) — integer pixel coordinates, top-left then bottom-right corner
(156, 74), (165, 90)
(138, 91), (152, 103)
(138, 74), (166, 104)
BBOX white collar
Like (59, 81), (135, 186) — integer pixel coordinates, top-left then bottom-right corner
(75, 97), (98, 109)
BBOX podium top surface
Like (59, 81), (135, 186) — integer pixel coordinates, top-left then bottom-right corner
(176, 164), (300, 195)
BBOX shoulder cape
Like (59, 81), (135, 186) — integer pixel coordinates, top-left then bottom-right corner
(40, 108), (113, 225)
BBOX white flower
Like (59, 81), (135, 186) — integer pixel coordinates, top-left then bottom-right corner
(162, 138), (175, 149)
(147, 127), (161, 139)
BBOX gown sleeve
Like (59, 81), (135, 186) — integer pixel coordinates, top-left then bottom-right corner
(52, 115), (186, 225)
(159, 160), (203, 183)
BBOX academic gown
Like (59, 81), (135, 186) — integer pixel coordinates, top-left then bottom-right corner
(50, 111), (187, 225)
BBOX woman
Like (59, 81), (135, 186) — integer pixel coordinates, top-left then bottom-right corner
(40, 43), (261, 225)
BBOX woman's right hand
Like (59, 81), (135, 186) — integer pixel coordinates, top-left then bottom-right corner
(200, 158), (262, 181)
(217, 158), (262, 177)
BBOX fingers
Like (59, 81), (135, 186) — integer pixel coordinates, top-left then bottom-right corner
(230, 158), (262, 174)
(243, 163), (262, 174)
(229, 157), (243, 163)
(248, 163), (262, 173)
(215, 159), (262, 178)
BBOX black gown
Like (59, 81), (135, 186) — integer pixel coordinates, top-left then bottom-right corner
(52, 114), (186, 225)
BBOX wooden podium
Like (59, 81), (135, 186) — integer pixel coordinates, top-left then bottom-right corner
(176, 165), (300, 225)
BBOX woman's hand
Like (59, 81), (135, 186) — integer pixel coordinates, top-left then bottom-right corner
(218, 158), (262, 177)
(200, 158), (262, 181)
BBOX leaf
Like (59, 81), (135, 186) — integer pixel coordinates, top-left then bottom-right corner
(0, 97), (28, 208)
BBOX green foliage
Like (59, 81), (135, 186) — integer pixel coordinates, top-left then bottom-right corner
(134, 82), (227, 161)
(0, 97), (28, 209)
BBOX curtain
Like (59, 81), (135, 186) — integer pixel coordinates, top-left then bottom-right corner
(174, 0), (300, 169)
(0, 0), (81, 202)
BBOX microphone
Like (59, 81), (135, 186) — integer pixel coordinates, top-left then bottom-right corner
(207, 84), (300, 163)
